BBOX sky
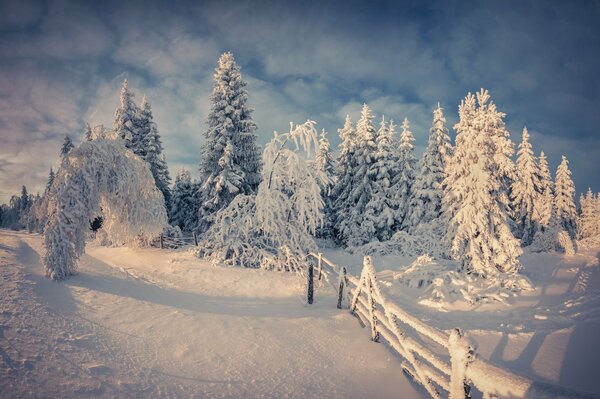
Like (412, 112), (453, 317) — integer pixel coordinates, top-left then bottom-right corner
(1, 0), (600, 203)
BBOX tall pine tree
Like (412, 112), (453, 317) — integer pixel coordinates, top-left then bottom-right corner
(169, 169), (197, 232)
(407, 104), (452, 230)
(395, 118), (416, 231)
(534, 151), (554, 230)
(555, 155), (577, 238)
(314, 129), (335, 239)
(198, 52), (261, 233)
(332, 115), (357, 244)
(61, 135), (74, 158)
(114, 79), (138, 149)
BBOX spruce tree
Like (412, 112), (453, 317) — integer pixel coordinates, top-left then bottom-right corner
(137, 96), (171, 208)
(84, 123), (93, 141)
(169, 169), (197, 232)
(332, 115), (357, 244)
(198, 52), (261, 233)
(511, 127), (542, 245)
(555, 155), (577, 238)
(577, 188), (595, 240)
(114, 79), (138, 149)
(444, 90), (522, 277)
(340, 104), (377, 246)
(314, 129), (335, 239)
(534, 151), (554, 229)
(61, 135), (74, 158)
(45, 168), (55, 194)
(407, 104), (452, 229)
(364, 116), (399, 241)
(395, 118), (416, 231)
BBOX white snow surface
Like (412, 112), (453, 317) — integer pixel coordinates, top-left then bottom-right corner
(322, 246), (600, 396)
(0, 230), (425, 398)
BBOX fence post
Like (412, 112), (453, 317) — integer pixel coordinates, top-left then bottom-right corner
(160, 234), (164, 249)
(317, 252), (323, 281)
(366, 273), (379, 342)
(448, 328), (473, 399)
(193, 232), (198, 246)
(307, 263), (314, 305)
(337, 266), (346, 309)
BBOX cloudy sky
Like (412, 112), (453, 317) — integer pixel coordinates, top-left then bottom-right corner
(1, 0), (599, 202)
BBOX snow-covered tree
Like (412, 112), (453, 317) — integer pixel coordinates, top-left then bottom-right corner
(197, 52), (262, 233)
(578, 188), (596, 240)
(137, 96), (171, 208)
(43, 138), (167, 280)
(555, 155), (577, 238)
(169, 169), (197, 232)
(407, 104), (452, 229)
(533, 151), (554, 229)
(395, 118), (417, 231)
(114, 79), (138, 148)
(364, 116), (400, 241)
(511, 127), (542, 245)
(444, 90), (522, 278)
(314, 129), (335, 239)
(340, 104), (378, 246)
(332, 115), (357, 244)
(84, 123), (93, 141)
(199, 121), (324, 271)
(61, 135), (74, 158)
(45, 168), (55, 194)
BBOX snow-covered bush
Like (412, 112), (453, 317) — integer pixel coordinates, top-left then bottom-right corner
(198, 121), (324, 271)
(43, 139), (168, 280)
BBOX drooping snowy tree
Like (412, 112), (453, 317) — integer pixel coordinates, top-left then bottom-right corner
(407, 104), (452, 230)
(443, 90), (522, 278)
(61, 135), (74, 158)
(199, 121), (324, 271)
(395, 118), (417, 231)
(43, 139), (167, 280)
(84, 123), (93, 141)
(555, 155), (577, 238)
(511, 127), (542, 245)
(332, 115), (357, 244)
(197, 52), (262, 234)
(114, 79), (139, 149)
(169, 169), (197, 232)
(137, 96), (171, 208)
(314, 129), (335, 239)
(533, 151), (554, 229)
(364, 116), (400, 241)
(341, 104), (378, 247)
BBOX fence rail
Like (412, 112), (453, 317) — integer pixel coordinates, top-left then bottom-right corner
(155, 232), (199, 249)
(307, 252), (595, 399)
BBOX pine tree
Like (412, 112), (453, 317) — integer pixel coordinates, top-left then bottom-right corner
(395, 118), (416, 231)
(340, 104), (378, 246)
(137, 96), (171, 208)
(45, 168), (55, 194)
(61, 135), (74, 158)
(364, 116), (400, 241)
(114, 79), (138, 149)
(332, 115), (357, 244)
(84, 123), (93, 141)
(169, 169), (197, 232)
(511, 127), (542, 245)
(444, 89), (522, 277)
(314, 129), (335, 239)
(407, 104), (452, 229)
(198, 52), (262, 233)
(578, 188), (595, 240)
(534, 151), (554, 229)
(555, 155), (577, 238)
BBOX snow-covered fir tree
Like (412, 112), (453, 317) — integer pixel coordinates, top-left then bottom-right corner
(340, 104), (378, 246)
(169, 169), (197, 232)
(407, 104), (452, 230)
(61, 135), (74, 158)
(555, 155), (577, 238)
(332, 115), (357, 244)
(395, 118), (416, 231)
(533, 151), (554, 229)
(197, 52), (262, 233)
(511, 127), (542, 245)
(114, 79), (138, 149)
(578, 188), (596, 240)
(363, 116), (400, 241)
(45, 168), (55, 194)
(137, 96), (171, 208)
(444, 90), (522, 278)
(314, 129), (335, 239)
(84, 123), (93, 141)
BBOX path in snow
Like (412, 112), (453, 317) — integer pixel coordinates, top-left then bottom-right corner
(0, 230), (426, 398)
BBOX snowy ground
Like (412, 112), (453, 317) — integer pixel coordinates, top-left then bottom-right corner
(0, 230), (425, 398)
(323, 247), (600, 396)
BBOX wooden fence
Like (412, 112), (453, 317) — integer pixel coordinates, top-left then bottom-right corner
(307, 252), (595, 399)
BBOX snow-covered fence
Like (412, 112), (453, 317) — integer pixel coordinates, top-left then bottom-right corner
(308, 253), (595, 399)
(156, 234), (198, 249)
